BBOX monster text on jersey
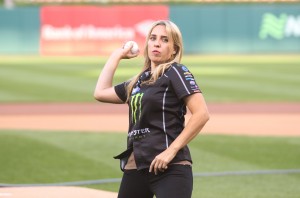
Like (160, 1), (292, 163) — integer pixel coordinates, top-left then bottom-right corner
(128, 128), (151, 140)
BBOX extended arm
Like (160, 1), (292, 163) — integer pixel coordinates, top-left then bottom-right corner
(149, 93), (210, 174)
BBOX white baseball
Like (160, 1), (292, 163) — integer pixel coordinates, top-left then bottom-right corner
(124, 41), (139, 54)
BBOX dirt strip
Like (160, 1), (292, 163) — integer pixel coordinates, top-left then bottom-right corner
(0, 103), (299, 136)
(1, 102), (299, 115)
(0, 113), (299, 136)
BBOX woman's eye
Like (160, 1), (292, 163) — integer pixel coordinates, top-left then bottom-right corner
(150, 36), (156, 41)
(162, 38), (168, 43)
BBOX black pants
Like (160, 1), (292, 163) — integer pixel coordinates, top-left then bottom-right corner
(118, 165), (193, 198)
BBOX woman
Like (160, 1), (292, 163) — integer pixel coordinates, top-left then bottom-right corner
(94, 20), (209, 198)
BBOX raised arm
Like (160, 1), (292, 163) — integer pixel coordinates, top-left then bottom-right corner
(94, 44), (139, 103)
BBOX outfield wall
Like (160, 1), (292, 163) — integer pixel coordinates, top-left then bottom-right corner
(0, 4), (299, 55)
(171, 5), (300, 54)
(0, 7), (40, 54)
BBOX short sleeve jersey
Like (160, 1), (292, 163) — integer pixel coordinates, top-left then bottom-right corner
(114, 62), (201, 170)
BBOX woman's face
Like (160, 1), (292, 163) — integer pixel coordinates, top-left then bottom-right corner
(147, 25), (175, 67)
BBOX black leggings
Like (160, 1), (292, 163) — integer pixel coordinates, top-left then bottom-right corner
(118, 165), (193, 198)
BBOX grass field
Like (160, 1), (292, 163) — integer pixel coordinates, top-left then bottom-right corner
(0, 55), (299, 103)
(1, 130), (300, 197)
(1, 54), (299, 197)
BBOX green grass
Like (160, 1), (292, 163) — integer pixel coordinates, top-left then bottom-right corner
(1, 130), (300, 197)
(0, 55), (299, 103)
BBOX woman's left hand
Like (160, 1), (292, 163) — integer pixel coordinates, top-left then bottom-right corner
(149, 148), (177, 175)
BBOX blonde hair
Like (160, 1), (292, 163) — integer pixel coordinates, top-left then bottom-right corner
(126, 20), (183, 102)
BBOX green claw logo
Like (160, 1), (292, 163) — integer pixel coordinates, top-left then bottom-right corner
(259, 13), (288, 40)
(130, 93), (144, 124)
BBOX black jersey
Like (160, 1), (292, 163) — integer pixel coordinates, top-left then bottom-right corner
(114, 62), (201, 170)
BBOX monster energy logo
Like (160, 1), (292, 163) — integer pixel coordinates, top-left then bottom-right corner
(259, 13), (300, 40)
(130, 93), (144, 124)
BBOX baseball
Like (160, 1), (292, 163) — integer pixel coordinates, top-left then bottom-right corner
(124, 41), (139, 54)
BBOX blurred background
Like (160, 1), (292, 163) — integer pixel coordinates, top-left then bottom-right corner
(0, 0), (300, 198)
(1, 0), (300, 56)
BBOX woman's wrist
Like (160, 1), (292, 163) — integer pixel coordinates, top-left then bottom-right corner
(110, 50), (123, 60)
(168, 144), (181, 154)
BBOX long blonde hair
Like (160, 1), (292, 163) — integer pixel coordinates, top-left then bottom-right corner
(126, 20), (183, 102)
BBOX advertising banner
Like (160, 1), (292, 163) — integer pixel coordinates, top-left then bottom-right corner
(40, 6), (169, 56)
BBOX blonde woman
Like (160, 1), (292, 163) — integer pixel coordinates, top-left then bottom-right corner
(94, 20), (209, 198)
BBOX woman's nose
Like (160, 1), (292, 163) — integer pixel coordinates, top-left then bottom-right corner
(154, 40), (161, 47)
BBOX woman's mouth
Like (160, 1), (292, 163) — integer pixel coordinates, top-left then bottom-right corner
(152, 50), (160, 55)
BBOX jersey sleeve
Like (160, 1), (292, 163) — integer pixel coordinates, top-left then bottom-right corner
(168, 63), (202, 100)
(114, 82), (128, 103)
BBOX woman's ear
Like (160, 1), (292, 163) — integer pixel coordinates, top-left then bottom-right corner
(173, 45), (179, 55)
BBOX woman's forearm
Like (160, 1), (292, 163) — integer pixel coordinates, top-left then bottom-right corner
(95, 53), (121, 90)
(94, 46), (138, 103)
(94, 51), (124, 103)
(149, 106), (209, 174)
(169, 93), (210, 153)
(168, 110), (209, 153)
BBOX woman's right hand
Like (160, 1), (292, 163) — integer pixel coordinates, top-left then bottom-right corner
(114, 42), (140, 59)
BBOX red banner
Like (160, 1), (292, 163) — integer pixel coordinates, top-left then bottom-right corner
(40, 6), (169, 56)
